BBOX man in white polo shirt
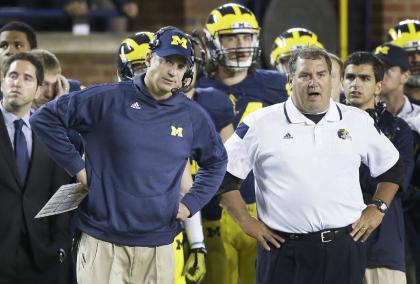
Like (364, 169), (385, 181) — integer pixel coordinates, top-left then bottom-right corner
(218, 46), (404, 284)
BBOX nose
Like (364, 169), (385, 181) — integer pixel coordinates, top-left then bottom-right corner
(348, 78), (361, 90)
(167, 65), (177, 76)
(11, 76), (21, 87)
(4, 45), (16, 57)
(308, 75), (321, 87)
(236, 36), (245, 46)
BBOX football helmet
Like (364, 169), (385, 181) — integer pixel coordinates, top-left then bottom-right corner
(117, 31), (154, 81)
(387, 19), (420, 86)
(203, 3), (260, 70)
(270, 27), (324, 73)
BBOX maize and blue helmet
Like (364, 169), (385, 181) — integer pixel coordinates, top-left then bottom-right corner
(387, 19), (420, 86)
(117, 31), (154, 81)
(270, 27), (324, 73)
(204, 3), (260, 70)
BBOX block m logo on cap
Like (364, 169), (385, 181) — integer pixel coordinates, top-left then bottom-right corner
(171, 35), (188, 49)
(375, 45), (390, 55)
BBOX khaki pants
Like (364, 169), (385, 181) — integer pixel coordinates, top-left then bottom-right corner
(76, 233), (174, 284)
(364, 267), (407, 284)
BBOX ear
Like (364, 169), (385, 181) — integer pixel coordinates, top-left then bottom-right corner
(288, 73), (293, 87)
(145, 51), (152, 67)
(401, 70), (410, 85)
(374, 80), (382, 96)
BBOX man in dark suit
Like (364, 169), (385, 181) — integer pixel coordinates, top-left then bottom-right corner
(0, 52), (72, 283)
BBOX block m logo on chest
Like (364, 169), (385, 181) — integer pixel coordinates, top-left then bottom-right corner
(171, 126), (183, 137)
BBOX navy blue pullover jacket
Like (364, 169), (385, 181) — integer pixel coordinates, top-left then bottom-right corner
(360, 107), (414, 272)
(30, 74), (227, 246)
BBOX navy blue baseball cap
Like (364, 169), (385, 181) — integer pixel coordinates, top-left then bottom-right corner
(151, 27), (194, 67)
(374, 43), (410, 70)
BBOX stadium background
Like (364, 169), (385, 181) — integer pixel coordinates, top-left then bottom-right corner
(0, 0), (417, 86)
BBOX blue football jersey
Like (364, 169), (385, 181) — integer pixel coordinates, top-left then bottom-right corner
(191, 87), (234, 220)
(194, 87), (234, 132)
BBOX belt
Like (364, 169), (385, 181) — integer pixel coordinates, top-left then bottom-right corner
(274, 225), (353, 243)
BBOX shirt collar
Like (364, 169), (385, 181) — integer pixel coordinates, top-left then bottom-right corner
(399, 95), (414, 116)
(0, 101), (31, 129)
(284, 97), (342, 124)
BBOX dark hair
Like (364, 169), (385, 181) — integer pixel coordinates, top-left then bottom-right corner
(1, 52), (44, 86)
(0, 21), (37, 49)
(328, 52), (344, 79)
(288, 46), (332, 75)
(344, 51), (384, 82)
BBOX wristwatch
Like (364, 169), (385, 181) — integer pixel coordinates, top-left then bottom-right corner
(371, 199), (388, 214)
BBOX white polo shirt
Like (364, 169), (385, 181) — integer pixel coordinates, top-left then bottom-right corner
(225, 98), (399, 233)
(398, 95), (420, 134)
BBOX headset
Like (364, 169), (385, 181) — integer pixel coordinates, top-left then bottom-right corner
(149, 26), (195, 94)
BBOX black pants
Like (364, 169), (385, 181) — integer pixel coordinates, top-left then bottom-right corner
(256, 233), (367, 284)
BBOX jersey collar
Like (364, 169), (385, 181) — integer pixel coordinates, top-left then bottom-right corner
(133, 73), (185, 106)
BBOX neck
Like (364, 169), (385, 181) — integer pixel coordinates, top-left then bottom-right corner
(359, 101), (375, 111)
(31, 101), (41, 110)
(291, 98), (330, 114)
(215, 66), (248, 86)
(380, 91), (405, 115)
(2, 101), (30, 118)
(184, 87), (195, 100)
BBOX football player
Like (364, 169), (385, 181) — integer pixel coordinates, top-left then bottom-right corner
(270, 27), (324, 96)
(270, 27), (324, 74)
(117, 31), (154, 81)
(197, 3), (288, 284)
(386, 19), (420, 284)
(387, 19), (420, 104)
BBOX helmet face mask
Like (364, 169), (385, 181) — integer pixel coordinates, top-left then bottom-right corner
(215, 32), (259, 70)
(117, 31), (154, 81)
(204, 3), (260, 71)
(407, 51), (420, 87)
(387, 19), (420, 87)
(276, 56), (290, 73)
(270, 28), (324, 73)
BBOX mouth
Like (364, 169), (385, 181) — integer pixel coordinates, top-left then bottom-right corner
(228, 52), (251, 61)
(162, 78), (176, 85)
(306, 91), (321, 102)
(9, 90), (21, 96)
(349, 91), (362, 98)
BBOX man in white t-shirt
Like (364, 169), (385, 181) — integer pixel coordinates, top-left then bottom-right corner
(218, 46), (404, 284)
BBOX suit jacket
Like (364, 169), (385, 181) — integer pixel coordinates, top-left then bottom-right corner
(0, 112), (72, 273)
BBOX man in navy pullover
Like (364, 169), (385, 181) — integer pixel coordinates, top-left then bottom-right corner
(30, 26), (227, 284)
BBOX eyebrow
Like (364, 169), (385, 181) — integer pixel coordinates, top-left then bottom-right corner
(345, 72), (372, 78)
(9, 70), (34, 78)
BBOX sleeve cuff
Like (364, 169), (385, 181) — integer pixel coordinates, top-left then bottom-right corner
(181, 195), (201, 217)
(66, 158), (85, 177)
